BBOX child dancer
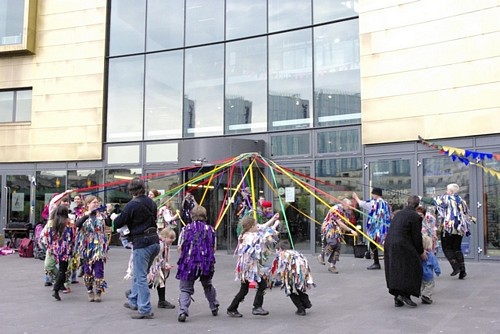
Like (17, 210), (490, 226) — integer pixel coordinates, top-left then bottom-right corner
(421, 235), (441, 304)
(226, 213), (280, 318)
(150, 227), (176, 308)
(176, 205), (219, 322)
(272, 240), (314, 315)
(75, 195), (111, 302)
(318, 200), (357, 273)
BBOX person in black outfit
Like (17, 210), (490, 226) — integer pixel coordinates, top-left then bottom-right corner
(114, 178), (160, 319)
(384, 195), (427, 307)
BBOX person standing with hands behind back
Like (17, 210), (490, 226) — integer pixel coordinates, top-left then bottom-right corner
(353, 188), (391, 270)
(384, 195), (427, 308)
(114, 178), (160, 319)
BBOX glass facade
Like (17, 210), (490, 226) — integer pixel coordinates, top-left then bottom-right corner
(106, 0), (360, 140)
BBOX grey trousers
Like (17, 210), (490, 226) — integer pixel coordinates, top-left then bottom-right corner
(421, 279), (435, 299)
(178, 276), (219, 316)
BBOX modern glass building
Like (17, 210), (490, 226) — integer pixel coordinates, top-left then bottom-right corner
(1, 0), (499, 259)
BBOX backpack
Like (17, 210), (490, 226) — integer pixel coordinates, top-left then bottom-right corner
(18, 238), (34, 258)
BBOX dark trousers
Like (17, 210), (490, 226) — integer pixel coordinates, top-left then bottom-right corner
(441, 233), (465, 272)
(227, 279), (267, 311)
(53, 260), (68, 292)
(289, 290), (311, 311)
(370, 242), (380, 264)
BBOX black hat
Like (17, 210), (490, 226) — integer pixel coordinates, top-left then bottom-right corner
(371, 187), (383, 197)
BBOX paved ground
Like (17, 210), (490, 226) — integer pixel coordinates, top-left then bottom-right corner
(1, 246), (499, 334)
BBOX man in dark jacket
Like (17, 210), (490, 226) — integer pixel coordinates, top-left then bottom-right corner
(384, 195), (427, 307)
(114, 178), (160, 319)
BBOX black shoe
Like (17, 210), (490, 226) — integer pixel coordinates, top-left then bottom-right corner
(124, 302), (138, 311)
(295, 309), (306, 316)
(397, 295), (417, 307)
(394, 296), (404, 307)
(131, 312), (154, 319)
(252, 307), (269, 316)
(158, 300), (176, 309)
(212, 307), (219, 316)
(303, 301), (312, 309)
(44, 282), (52, 287)
(227, 309), (243, 318)
(52, 290), (61, 301)
(459, 271), (467, 280)
(178, 313), (187, 322)
(450, 268), (460, 276)
(421, 296), (433, 304)
(367, 263), (381, 270)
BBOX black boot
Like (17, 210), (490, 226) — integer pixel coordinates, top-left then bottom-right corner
(444, 250), (460, 276)
(455, 251), (467, 279)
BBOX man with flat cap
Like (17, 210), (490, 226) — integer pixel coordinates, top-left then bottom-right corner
(353, 187), (392, 270)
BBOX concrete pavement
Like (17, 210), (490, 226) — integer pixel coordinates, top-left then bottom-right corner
(1, 246), (499, 334)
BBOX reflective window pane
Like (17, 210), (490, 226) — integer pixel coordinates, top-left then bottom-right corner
(226, 0), (266, 40)
(15, 89), (31, 122)
(371, 159), (412, 211)
(0, 0), (24, 46)
(225, 37), (267, 134)
(0, 91), (13, 122)
(145, 51), (183, 140)
(185, 0), (224, 46)
(107, 56), (144, 142)
(271, 133), (310, 157)
(483, 158), (500, 256)
(105, 168), (142, 204)
(107, 145), (140, 165)
(146, 143), (179, 163)
(109, 0), (145, 56)
(184, 45), (224, 137)
(317, 128), (360, 154)
(269, 0), (311, 33)
(314, 21), (360, 127)
(313, 0), (359, 24)
(269, 29), (313, 131)
(67, 170), (103, 193)
(146, 0), (184, 51)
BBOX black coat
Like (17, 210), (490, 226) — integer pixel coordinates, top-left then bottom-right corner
(384, 206), (424, 297)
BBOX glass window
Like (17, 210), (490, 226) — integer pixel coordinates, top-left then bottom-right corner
(268, 0), (311, 33)
(225, 37), (267, 134)
(15, 89), (31, 122)
(67, 169), (103, 194)
(6, 174), (31, 224)
(146, 0), (184, 51)
(313, 0), (359, 24)
(108, 0), (146, 56)
(226, 0), (266, 40)
(315, 157), (362, 252)
(422, 155), (471, 255)
(146, 143), (178, 163)
(107, 56), (144, 142)
(184, 45), (224, 137)
(145, 51), (184, 140)
(314, 20), (360, 127)
(105, 168), (142, 204)
(317, 128), (360, 153)
(185, 0), (224, 46)
(271, 133), (310, 157)
(269, 29), (313, 131)
(483, 158), (500, 256)
(0, 89), (32, 123)
(0, 0), (24, 45)
(107, 145), (140, 165)
(370, 159), (412, 211)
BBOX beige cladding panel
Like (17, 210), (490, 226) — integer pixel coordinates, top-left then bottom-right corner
(0, 1), (106, 163)
(362, 57), (500, 101)
(360, 0), (500, 144)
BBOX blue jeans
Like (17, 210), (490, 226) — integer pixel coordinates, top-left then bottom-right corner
(128, 243), (160, 314)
